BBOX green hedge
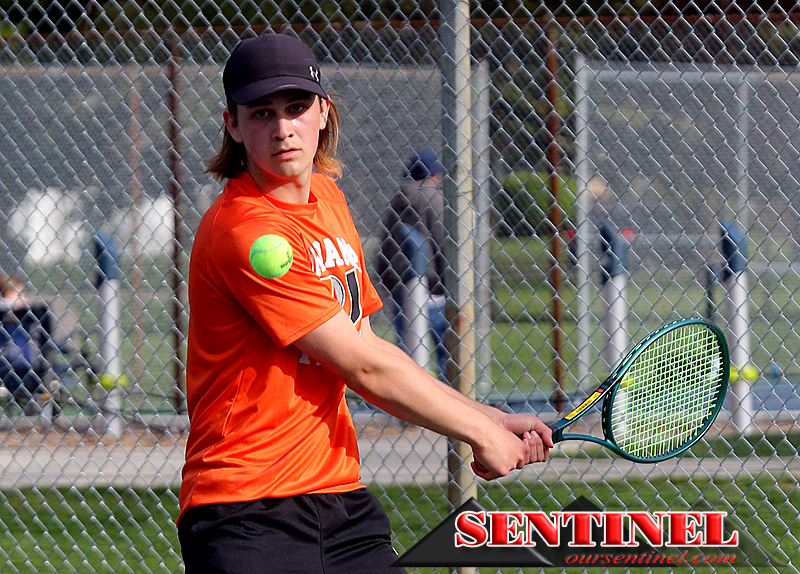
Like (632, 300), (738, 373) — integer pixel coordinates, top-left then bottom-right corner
(495, 172), (576, 237)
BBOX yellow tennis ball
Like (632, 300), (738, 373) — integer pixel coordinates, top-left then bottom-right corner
(250, 235), (293, 279)
(729, 366), (739, 382)
(100, 373), (128, 390)
(741, 365), (759, 382)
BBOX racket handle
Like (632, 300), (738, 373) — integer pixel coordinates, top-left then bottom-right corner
(548, 421), (564, 443)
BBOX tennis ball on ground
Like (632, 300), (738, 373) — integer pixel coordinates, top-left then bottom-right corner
(249, 235), (293, 278)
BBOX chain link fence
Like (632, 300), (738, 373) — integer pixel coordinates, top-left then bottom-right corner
(1, 2), (799, 572)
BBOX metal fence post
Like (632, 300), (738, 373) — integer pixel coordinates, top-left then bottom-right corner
(472, 59), (493, 400)
(440, 0), (478, 561)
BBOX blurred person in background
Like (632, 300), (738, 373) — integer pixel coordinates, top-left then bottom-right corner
(0, 274), (53, 402)
(376, 148), (448, 380)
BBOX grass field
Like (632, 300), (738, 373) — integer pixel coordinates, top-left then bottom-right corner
(0, 469), (795, 573)
(0, 486), (181, 573)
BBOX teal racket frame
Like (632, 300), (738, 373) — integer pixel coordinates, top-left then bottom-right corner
(548, 318), (730, 463)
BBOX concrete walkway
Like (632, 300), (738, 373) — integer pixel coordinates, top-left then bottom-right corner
(1, 417), (797, 490)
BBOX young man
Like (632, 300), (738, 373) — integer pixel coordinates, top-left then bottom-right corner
(178, 33), (553, 574)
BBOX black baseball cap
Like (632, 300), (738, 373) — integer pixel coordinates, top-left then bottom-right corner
(223, 34), (328, 105)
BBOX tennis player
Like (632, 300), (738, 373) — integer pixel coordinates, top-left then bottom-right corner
(178, 33), (553, 574)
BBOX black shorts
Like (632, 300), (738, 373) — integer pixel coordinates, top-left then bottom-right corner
(179, 488), (408, 574)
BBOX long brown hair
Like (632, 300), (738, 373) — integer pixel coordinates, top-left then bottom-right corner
(206, 95), (342, 182)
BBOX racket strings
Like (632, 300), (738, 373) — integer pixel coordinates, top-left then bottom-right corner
(609, 324), (724, 460)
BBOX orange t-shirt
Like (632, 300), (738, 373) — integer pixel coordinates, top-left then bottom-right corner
(178, 172), (382, 523)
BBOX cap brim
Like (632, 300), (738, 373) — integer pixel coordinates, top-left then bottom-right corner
(231, 76), (328, 104)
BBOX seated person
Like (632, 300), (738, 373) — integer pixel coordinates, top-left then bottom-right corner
(0, 275), (53, 399)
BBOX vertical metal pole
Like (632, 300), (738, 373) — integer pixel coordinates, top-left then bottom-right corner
(167, 38), (186, 413)
(403, 275), (431, 369)
(128, 68), (145, 386)
(98, 277), (124, 437)
(730, 76), (755, 435)
(602, 274), (629, 370)
(545, 19), (567, 412)
(704, 265), (717, 320)
(94, 231), (124, 437)
(440, 3), (478, 566)
(472, 60), (493, 400)
(573, 54), (593, 388)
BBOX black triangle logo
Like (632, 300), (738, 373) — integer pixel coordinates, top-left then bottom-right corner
(392, 497), (554, 567)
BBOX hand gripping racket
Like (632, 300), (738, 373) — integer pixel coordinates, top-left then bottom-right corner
(476, 318), (729, 469)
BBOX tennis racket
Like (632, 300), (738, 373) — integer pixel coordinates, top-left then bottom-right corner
(476, 317), (729, 469)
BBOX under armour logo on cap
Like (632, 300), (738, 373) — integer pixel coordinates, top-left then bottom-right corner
(223, 34), (328, 105)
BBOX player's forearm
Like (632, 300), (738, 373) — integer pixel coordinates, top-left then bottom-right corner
(294, 311), (534, 473)
(368, 332), (505, 424)
(296, 311), (503, 447)
(345, 345), (499, 446)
